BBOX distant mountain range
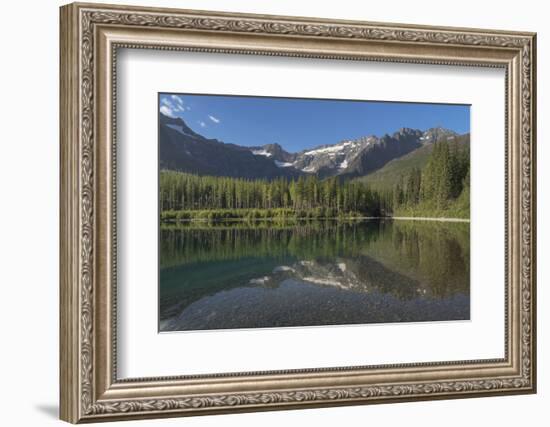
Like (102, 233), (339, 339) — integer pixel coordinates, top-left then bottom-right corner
(159, 112), (469, 180)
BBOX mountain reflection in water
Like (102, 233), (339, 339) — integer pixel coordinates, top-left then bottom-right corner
(159, 219), (470, 331)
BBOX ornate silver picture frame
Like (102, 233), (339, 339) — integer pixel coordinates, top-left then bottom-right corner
(60, 2), (536, 423)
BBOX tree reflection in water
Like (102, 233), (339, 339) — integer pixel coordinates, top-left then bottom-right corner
(159, 219), (469, 331)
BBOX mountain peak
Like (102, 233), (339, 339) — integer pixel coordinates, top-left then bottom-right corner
(262, 142), (283, 152)
(398, 127), (417, 133)
(249, 143), (295, 163)
(159, 112), (203, 139)
(392, 128), (423, 140)
(421, 127), (459, 144)
(425, 126), (457, 134)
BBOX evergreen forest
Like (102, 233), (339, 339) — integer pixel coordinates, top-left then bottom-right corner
(160, 139), (470, 221)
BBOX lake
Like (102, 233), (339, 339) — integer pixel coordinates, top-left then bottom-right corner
(159, 219), (470, 331)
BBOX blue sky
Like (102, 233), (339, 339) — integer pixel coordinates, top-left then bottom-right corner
(159, 93), (470, 153)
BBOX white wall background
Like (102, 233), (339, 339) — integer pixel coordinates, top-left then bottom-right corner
(0, 0), (545, 426)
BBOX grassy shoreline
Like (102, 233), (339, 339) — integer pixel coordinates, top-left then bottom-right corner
(391, 216), (469, 223)
(160, 208), (469, 223)
(160, 207), (363, 222)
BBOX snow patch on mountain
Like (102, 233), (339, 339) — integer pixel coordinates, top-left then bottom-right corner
(304, 141), (356, 156)
(275, 160), (293, 168)
(252, 149), (272, 157)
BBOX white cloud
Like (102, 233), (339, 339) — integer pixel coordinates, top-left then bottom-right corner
(208, 115), (220, 124)
(160, 95), (187, 115)
(171, 94), (184, 106)
(198, 121), (206, 128)
(160, 105), (175, 118)
(171, 95), (186, 112)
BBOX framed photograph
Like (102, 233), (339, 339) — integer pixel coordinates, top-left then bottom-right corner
(60, 2), (537, 423)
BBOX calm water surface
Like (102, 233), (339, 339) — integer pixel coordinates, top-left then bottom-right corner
(159, 219), (470, 331)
